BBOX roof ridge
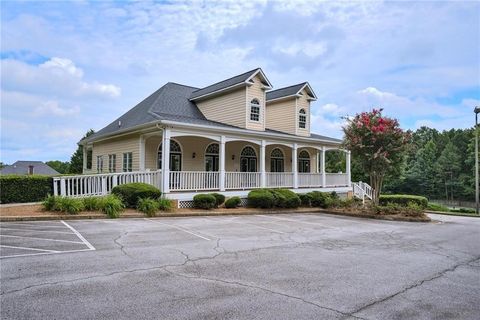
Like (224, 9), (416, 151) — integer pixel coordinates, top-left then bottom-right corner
(191, 68), (260, 93)
(166, 82), (199, 89)
(266, 82), (307, 93)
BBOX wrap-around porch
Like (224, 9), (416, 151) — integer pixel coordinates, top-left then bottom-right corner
(54, 127), (351, 198)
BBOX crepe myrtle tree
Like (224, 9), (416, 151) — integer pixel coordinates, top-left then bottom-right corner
(343, 109), (411, 204)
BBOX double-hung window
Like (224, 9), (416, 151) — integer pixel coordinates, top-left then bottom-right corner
(123, 152), (132, 172)
(250, 99), (260, 122)
(299, 108), (307, 129)
(96, 155), (104, 173)
(108, 154), (116, 173)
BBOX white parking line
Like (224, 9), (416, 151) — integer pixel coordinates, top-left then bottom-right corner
(0, 234), (85, 244)
(256, 214), (328, 227)
(145, 218), (211, 241)
(0, 245), (60, 253)
(61, 221), (96, 250)
(0, 227), (75, 235)
(0, 248), (94, 259)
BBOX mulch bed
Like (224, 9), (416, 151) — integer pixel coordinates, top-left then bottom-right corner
(0, 204), (431, 222)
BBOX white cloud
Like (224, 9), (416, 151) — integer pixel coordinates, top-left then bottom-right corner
(34, 101), (80, 117)
(273, 41), (327, 58)
(1, 58), (121, 98)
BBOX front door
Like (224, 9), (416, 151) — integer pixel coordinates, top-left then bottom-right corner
(205, 155), (219, 172)
(240, 157), (257, 172)
(271, 158), (284, 172)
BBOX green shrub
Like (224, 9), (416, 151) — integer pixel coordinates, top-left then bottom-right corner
(82, 196), (100, 211)
(308, 191), (334, 208)
(427, 202), (449, 212)
(193, 194), (217, 209)
(373, 201), (424, 217)
(225, 196), (241, 209)
(99, 195), (124, 218)
(210, 193), (226, 207)
(56, 197), (85, 214)
(298, 194), (312, 207)
(247, 189), (275, 208)
(379, 194), (428, 208)
(1, 175), (53, 204)
(158, 198), (173, 211)
(137, 198), (159, 217)
(42, 195), (58, 211)
(111, 183), (161, 208)
(335, 198), (357, 208)
(270, 189), (301, 208)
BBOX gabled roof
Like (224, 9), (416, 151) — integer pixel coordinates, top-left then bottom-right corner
(0, 161), (59, 175)
(266, 82), (317, 102)
(189, 68), (272, 100)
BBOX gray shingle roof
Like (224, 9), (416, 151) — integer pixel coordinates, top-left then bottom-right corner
(189, 68), (260, 100)
(0, 161), (60, 175)
(266, 82), (307, 101)
(265, 129), (342, 143)
(84, 71), (340, 145)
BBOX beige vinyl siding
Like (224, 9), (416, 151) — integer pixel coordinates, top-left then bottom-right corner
(265, 98), (296, 135)
(91, 134), (140, 173)
(145, 135), (162, 170)
(246, 75), (266, 131)
(196, 88), (246, 128)
(296, 89), (311, 137)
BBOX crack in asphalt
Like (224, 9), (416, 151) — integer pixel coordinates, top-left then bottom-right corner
(345, 256), (480, 318)
(113, 231), (131, 258)
(162, 267), (367, 320)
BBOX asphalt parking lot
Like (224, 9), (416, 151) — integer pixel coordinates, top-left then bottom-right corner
(1, 213), (479, 320)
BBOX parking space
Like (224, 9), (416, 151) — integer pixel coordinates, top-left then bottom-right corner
(1, 213), (479, 320)
(0, 221), (95, 258)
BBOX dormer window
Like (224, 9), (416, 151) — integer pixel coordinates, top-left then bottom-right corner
(299, 108), (307, 129)
(250, 99), (260, 122)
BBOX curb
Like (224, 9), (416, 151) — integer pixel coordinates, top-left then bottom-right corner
(0, 208), (430, 223)
(425, 210), (480, 218)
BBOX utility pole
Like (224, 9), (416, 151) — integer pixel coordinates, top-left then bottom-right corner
(475, 107), (480, 215)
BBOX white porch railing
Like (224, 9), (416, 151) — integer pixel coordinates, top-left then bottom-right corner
(325, 173), (349, 187)
(225, 172), (261, 190)
(53, 170), (162, 197)
(298, 173), (323, 188)
(266, 172), (294, 188)
(352, 181), (374, 203)
(169, 171), (219, 191)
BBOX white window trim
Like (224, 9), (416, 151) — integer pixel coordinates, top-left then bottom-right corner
(249, 99), (261, 122)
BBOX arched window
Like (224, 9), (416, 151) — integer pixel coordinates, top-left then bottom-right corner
(298, 150), (310, 173)
(270, 148), (284, 172)
(299, 108), (307, 129)
(250, 98), (260, 122)
(157, 140), (182, 171)
(240, 146), (257, 172)
(205, 143), (219, 172)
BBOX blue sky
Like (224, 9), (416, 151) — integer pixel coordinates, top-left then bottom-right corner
(1, 0), (479, 163)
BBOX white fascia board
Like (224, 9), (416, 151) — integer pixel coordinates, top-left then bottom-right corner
(297, 82), (318, 100)
(265, 95), (297, 104)
(246, 68), (273, 89)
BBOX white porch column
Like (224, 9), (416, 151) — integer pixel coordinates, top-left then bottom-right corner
(82, 146), (87, 174)
(260, 140), (266, 188)
(316, 151), (320, 173)
(162, 128), (171, 193)
(139, 135), (146, 171)
(219, 135), (226, 191)
(292, 143), (298, 189)
(346, 150), (351, 187)
(321, 146), (326, 187)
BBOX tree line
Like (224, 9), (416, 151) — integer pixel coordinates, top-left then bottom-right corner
(337, 126), (475, 201)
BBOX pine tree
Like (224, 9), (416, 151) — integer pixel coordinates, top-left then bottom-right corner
(69, 129), (94, 174)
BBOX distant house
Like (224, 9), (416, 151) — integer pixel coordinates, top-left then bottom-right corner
(0, 161), (60, 176)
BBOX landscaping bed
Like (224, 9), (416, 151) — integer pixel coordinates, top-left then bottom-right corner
(0, 184), (432, 222)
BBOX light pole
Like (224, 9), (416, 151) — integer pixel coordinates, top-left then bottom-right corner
(475, 106), (480, 215)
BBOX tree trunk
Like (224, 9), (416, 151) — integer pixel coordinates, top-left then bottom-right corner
(370, 173), (384, 205)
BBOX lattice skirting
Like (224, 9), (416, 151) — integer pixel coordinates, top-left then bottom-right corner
(178, 198), (248, 209)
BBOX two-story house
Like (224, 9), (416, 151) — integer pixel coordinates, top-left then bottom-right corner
(54, 68), (352, 207)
